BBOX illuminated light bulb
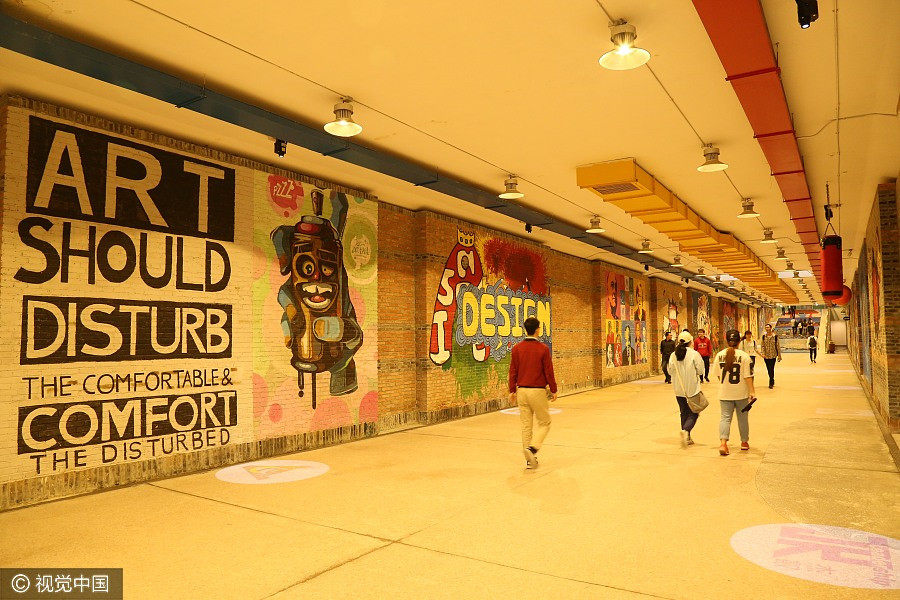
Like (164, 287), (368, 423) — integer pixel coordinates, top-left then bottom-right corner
(599, 20), (650, 70)
(324, 97), (363, 137)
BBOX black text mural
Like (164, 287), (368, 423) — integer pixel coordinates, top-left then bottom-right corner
(5, 114), (243, 476)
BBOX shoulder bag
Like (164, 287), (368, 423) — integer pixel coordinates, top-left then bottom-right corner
(674, 357), (709, 413)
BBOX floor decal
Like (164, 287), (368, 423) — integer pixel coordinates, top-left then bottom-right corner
(815, 408), (873, 417)
(731, 524), (899, 589)
(215, 460), (329, 484)
(813, 385), (864, 391)
(500, 407), (562, 415)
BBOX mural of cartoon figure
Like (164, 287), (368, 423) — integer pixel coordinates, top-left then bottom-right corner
(666, 299), (679, 334)
(271, 190), (363, 408)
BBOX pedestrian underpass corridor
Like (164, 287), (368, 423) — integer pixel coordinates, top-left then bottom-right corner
(2, 351), (897, 599)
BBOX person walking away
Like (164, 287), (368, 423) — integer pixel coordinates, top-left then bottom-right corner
(759, 323), (782, 389)
(670, 331), (705, 447)
(693, 329), (713, 382)
(660, 331), (676, 383)
(713, 330), (757, 455)
(508, 317), (557, 469)
(808, 333), (818, 364)
(739, 330), (757, 374)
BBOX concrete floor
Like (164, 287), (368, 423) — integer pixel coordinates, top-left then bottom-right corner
(3, 351), (898, 599)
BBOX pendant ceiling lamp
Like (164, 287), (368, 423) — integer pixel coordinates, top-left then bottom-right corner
(737, 198), (760, 219)
(324, 96), (363, 137)
(761, 228), (777, 244)
(775, 248), (788, 261)
(586, 216), (605, 233)
(637, 239), (653, 254)
(499, 175), (525, 199)
(671, 254), (683, 267)
(598, 20), (651, 70)
(697, 145), (728, 172)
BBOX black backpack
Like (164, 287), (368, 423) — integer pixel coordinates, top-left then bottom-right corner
(810, 337), (818, 348)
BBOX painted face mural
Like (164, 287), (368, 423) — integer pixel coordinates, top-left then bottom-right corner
(271, 191), (363, 407)
(606, 272), (647, 367)
(607, 273), (620, 319)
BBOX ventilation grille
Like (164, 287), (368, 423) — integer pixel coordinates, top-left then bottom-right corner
(592, 182), (639, 195)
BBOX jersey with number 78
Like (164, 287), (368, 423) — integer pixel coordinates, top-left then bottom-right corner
(713, 349), (754, 401)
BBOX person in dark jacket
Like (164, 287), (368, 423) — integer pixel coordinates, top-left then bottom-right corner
(660, 331), (676, 383)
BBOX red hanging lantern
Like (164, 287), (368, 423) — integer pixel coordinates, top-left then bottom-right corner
(831, 285), (852, 306)
(820, 235), (843, 297)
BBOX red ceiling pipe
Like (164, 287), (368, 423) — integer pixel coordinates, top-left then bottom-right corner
(692, 0), (822, 288)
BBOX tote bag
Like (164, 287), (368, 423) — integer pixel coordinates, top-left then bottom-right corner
(674, 357), (709, 413)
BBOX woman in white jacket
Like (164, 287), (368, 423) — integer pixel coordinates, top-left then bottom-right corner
(668, 331), (706, 447)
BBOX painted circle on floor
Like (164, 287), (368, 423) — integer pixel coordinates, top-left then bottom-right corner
(731, 524), (899, 589)
(813, 385), (863, 391)
(215, 460), (329, 484)
(500, 407), (562, 415)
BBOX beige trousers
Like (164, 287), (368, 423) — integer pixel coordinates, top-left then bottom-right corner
(517, 387), (552, 450)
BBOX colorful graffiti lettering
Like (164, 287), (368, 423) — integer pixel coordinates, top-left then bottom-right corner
(429, 230), (484, 365)
(453, 279), (551, 362)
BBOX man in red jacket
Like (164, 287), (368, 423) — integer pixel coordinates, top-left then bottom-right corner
(693, 328), (712, 382)
(508, 317), (557, 469)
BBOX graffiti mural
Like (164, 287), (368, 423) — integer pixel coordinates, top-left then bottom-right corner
(430, 231), (551, 400)
(4, 113), (246, 480)
(270, 190), (363, 406)
(252, 175), (378, 438)
(757, 305), (775, 336)
(723, 301), (737, 334)
(605, 272), (647, 366)
(690, 290), (711, 335)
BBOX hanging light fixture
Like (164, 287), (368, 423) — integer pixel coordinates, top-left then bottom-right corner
(775, 248), (788, 261)
(697, 144), (728, 172)
(671, 255), (683, 267)
(786, 260), (795, 271)
(697, 267), (705, 276)
(761, 228), (777, 244)
(598, 20), (651, 70)
(637, 239), (653, 254)
(498, 175), (525, 199)
(737, 198), (761, 219)
(586, 216), (605, 233)
(324, 96), (363, 137)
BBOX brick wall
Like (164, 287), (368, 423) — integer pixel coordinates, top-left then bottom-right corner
(848, 182), (899, 430)
(1, 94), (742, 508)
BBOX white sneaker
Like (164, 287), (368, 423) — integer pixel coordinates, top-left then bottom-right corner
(680, 430), (688, 448)
(523, 446), (538, 469)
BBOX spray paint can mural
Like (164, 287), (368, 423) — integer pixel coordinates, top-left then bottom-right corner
(271, 191), (363, 408)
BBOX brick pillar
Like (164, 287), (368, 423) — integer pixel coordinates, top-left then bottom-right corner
(876, 183), (900, 428)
